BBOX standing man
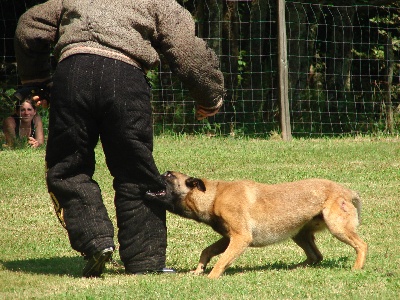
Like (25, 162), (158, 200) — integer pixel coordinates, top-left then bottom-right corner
(14, 0), (224, 277)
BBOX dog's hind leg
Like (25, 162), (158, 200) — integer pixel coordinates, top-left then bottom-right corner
(323, 197), (368, 270)
(193, 237), (230, 276)
(292, 220), (325, 267)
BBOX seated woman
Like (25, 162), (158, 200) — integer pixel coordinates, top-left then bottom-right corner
(2, 98), (44, 148)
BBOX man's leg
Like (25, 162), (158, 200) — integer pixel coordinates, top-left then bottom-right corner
(46, 55), (115, 276)
(96, 58), (168, 273)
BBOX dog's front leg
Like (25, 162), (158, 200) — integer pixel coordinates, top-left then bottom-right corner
(193, 237), (230, 275)
(208, 234), (251, 279)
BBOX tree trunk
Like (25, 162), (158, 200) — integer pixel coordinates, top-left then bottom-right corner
(205, 0), (223, 56)
(384, 35), (394, 133)
(286, 2), (314, 104)
(324, 5), (355, 112)
(248, 0), (278, 125)
(219, 1), (239, 128)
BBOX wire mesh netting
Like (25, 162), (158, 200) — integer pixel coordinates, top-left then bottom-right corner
(1, 1), (399, 137)
(285, 2), (400, 136)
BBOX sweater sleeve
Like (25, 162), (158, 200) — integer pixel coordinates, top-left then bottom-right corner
(153, 1), (225, 109)
(14, 0), (62, 82)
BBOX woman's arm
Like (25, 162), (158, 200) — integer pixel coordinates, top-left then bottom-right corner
(2, 117), (17, 147)
(28, 115), (44, 148)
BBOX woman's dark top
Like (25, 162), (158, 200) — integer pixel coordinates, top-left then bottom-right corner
(12, 114), (35, 138)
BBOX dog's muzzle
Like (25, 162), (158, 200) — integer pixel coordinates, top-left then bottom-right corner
(146, 190), (167, 197)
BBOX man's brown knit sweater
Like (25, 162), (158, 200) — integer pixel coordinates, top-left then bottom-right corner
(14, 0), (224, 109)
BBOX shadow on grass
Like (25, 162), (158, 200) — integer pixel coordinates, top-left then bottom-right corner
(219, 257), (351, 276)
(0, 256), (125, 278)
(1, 256), (351, 277)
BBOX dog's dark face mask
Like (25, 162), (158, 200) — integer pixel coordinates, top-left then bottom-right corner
(162, 171), (206, 195)
(145, 171), (206, 213)
(145, 171), (184, 212)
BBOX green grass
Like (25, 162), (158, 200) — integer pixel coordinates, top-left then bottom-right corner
(0, 135), (399, 299)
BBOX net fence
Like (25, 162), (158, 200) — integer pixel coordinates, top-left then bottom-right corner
(1, 1), (399, 137)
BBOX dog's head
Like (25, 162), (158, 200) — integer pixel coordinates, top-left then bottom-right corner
(145, 171), (206, 214)
(163, 171), (206, 194)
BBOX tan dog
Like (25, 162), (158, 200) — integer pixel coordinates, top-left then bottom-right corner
(147, 171), (367, 279)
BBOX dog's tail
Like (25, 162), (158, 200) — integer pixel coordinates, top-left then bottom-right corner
(351, 191), (362, 225)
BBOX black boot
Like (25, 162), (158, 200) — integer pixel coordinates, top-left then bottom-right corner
(82, 247), (114, 278)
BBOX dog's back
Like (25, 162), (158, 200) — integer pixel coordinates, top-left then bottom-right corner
(225, 179), (353, 246)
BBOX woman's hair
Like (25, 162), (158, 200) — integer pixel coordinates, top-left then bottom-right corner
(16, 98), (37, 111)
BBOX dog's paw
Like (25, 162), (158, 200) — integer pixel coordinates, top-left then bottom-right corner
(190, 269), (204, 276)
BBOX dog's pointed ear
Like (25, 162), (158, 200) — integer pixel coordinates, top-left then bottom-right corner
(185, 177), (206, 192)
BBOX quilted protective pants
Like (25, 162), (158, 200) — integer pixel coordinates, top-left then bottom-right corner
(46, 54), (167, 273)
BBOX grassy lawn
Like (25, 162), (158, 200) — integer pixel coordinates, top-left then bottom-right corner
(0, 135), (399, 299)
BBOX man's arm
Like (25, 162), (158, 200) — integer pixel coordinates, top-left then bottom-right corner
(153, 0), (225, 117)
(14, 0), (62, 82)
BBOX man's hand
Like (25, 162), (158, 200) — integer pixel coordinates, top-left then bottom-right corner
(14, 80), (52, 108)
(32, 95), (49, 109)
(195, 97), (223, 120)
(196, 106), (219, 120)
(196, 100), (222, 121)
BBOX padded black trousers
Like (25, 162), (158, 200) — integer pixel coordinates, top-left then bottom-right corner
(46, 54), (167, 272)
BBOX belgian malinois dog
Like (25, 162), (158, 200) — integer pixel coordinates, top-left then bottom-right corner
(147, 171), (367, 279)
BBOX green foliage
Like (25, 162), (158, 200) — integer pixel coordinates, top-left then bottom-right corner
(146, 68), (159, 90)
(237, 50), (247, 86)
(0, 136), (399, 299)
(0, 88), (16, 123)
